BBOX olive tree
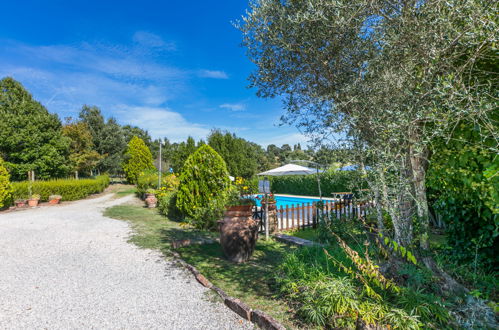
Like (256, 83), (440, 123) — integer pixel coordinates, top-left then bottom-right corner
(239, 0), (497, 251)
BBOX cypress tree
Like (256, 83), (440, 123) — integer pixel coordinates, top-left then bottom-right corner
(122, 136), (154, 184)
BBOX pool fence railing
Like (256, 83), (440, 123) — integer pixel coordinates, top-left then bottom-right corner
(257, 198), (374, 232)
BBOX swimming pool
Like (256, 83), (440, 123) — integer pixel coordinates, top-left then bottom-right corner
(254, 194), (330, 208)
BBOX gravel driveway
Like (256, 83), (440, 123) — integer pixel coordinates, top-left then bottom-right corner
(0, 194), (252, 329)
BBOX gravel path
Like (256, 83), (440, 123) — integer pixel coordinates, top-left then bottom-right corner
(0, 194), (253, 329)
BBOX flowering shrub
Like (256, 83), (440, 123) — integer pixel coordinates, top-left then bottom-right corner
(137, 171), (180, 196)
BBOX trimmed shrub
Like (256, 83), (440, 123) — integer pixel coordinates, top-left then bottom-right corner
(122, 136), (154, 184)
(176, 145), (231, 229)
(11, 175), (110, 202)
(270, 170), (367, 197)
(0, 157), (13, 209)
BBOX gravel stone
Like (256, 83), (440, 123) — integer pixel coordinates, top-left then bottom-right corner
(0, 194), (253, 329)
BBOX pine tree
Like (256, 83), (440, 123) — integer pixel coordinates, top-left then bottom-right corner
(176, 145), (231, 229)
(122, 136), (154, 184)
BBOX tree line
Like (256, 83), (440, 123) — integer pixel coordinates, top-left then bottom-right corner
(0, 76), (347, 182)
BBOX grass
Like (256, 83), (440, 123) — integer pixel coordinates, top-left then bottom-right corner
(285, 227), (319, 242)
(104, 204), (216, 250)
(104, 202), (303, 328)
(178, 240), (301, 329)
(106, 184), (138, 198)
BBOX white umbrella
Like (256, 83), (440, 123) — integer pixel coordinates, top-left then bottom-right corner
(257, 164), (323, 176)
(257, 163), (324, 239)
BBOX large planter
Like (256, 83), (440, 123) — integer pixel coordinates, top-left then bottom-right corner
(145, 193), (157, 208)
(28, 199), (39, 207)
(219, 205), (259, 263)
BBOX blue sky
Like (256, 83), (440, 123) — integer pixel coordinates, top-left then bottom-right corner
(0, 0), (309, 147)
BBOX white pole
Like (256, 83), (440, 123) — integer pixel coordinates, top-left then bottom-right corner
(265, 192), (269, 240)
(158, 141), (162, 189)
(264, 177), (270, 240)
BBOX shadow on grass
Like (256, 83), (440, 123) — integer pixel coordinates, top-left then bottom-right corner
(159, 227), (217, 244)
(178, 238), (296, 301)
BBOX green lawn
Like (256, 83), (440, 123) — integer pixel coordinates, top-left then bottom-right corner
(106, 184), (138, 198)
(104, 204), (216, 251)
(285, 227), (319, 242)
(104, 202), (303, 328)
(178, 240), (301, 329)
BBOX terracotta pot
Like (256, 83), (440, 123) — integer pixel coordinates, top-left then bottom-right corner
(49, 198), (61, 205)
(225, 204), (253, 215)
(261, 200), (277, 211)
(219, 206), (259, 263)
(15, 200), (27, 208)
(145, 193), (157, 208)
(28, 199), (39, 207)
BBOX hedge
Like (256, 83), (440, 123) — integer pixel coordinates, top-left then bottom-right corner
(269, 171), (367, 197)
(11, 175), (110, 202)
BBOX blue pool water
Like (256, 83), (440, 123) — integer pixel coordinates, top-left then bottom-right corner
(254, 194), (325, 209)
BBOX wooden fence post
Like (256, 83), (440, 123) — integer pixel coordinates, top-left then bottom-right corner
(302, 203), (308, 229)
(312, 202), (316, 228)
(285, 205), (289, 230)
(279, 205), (284, 231)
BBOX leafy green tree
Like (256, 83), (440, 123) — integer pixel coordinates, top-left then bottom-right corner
(169, 136), (198, 173)
(98, 118), (127, 174)
(176, 145), (231, 229)
(0, 77), (70, 180)
(79, 105), (105, 144)
(427, 121), (498, 266)
(122, 136), (154, 184)
(208, 130), (266, 178)
(122, 125), (158, 156)
(0, 156), (13, 209)
(79, 106), (126, 174)
(239, 0), (497, 251)
(62, 119), (102, 176)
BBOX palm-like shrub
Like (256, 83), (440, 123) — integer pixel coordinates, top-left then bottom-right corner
(176, 145), (231, 229)
(122, 136), (154, 184)
(0, 157), (13, 209)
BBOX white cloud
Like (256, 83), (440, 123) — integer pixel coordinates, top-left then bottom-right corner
(0, 38), (190, 117)
(198, 69), (229, 79)
(219, 103), (246, 112)
(116, 106), (210, 142)
(12, 42), (184, 80)
(132, 31), (176, 50)
(251, 132), (310, 148)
